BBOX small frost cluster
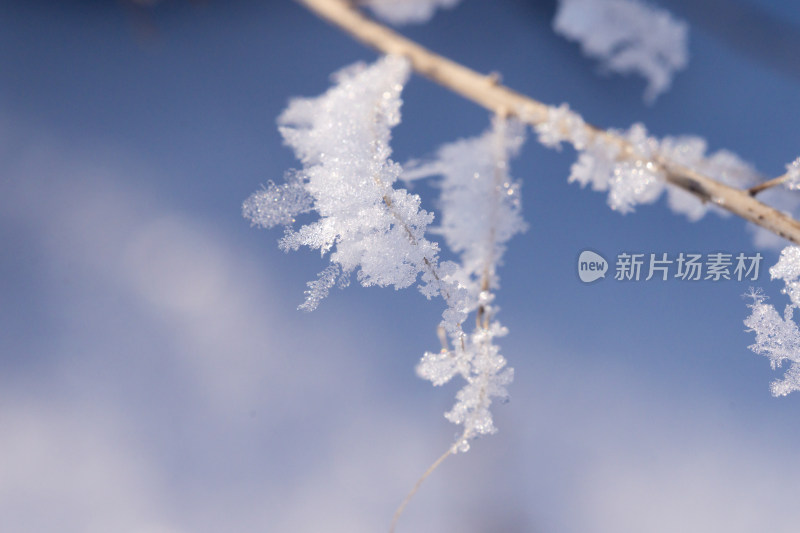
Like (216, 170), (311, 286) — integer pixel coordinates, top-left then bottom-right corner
(784, 158), (800, 190)
(745, 246), (800, 396)
(534, 103), (758, 217)
(245, 57), (523, 451)
(408, 118), (525, 451)
(405, 117), (527, 296)
(243, 55), (440, 311)
(363, 0), (461, 25)
(553, 0), (688, 102)
(417, 316), (514, 451)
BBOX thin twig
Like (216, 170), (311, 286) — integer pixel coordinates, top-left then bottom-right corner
(749, 172), (790, 197)
(389, 440), (456, 533)
(296, 0), (800, 245)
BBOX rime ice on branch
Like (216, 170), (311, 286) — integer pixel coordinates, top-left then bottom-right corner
(659, 136), (759, 220)
(362, 0), (462, 25)
(409, 118), (524, 451)
(554, 0), (688, 103)
(533, 104), (758, 217)
(243, 55), (440, 311)
(745, 246), (800, 396)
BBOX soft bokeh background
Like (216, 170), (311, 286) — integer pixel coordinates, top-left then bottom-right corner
(2, 1), (800, 532)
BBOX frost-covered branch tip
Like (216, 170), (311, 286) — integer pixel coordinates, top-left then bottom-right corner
(748, 158), (800, 197)
(410, 117), (524, 451)
(243, 55), (442, 310)
(534, 104), (759, 218)
(391, 116), (524, 532)
(786, 158), (800, 190)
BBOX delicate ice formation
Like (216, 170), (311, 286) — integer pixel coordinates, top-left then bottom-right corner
(534, 104), (759, 218)
(363, 0), (461, 25)
(606, 123), (664, 213)
(553, 0), (689, 102)
(785, 158), (800, 190)
(244, 56), (520, 452)
(745, 246), (800, 396)
(534, 106), (664, 213)
(406, 117), (527, 298)
(417, 316), (514, 451)
(242, 172), (312, 228)
(565, 122), (664, 214)
(534, 103), (589, 151)
(243, 55), (441, 311)
(407, 118), (524, 450)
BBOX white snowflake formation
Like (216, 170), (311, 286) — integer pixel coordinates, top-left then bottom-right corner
(406, 117), (526, 450)
(243, 55), (440, 311)
(244, 56), (525, 450)
(359, 0), (688, 100)
(553, 0), (689, 103)
(784, 157), (800, 190)
(745, 246), (800, 396)
(533, 103), (758, 216)
(362, 0), (461, 25)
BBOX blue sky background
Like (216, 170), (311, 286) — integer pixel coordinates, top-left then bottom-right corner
(2, 1), (800, 532)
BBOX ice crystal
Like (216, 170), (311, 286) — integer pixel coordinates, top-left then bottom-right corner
(785, 158), (800, 190)
(534, 103), (589, 151)
(363, 0), (461, 25)
(745, 246), (800, 396)
(406, 117), (527, 298)
(298, 265), (340, 312)
(568, 130), (621, 192)
(548, 111), (758, 218)
(242, 172), (313, 228)
(566, 122), (663, 214)
(244, 55), (441, 310)
(553, 0), (689, 102)
(407, 118), (523, 450)
(417, 307), (514, 452)
(607, 123), (664, 212)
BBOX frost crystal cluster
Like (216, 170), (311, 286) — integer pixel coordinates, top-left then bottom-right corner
(554, 0), (689, 102)
(534, 104), (758, 217)
(363, 0), (461, 25)
(745, 246), (800, 396)
(405, 117), (527, 295)
(245, 56), (524, 452)
(408, 118), (525, 451)
(785, 158), (800, 190)
(243, 55), (440, 311)
(551, 118), (665, 214)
